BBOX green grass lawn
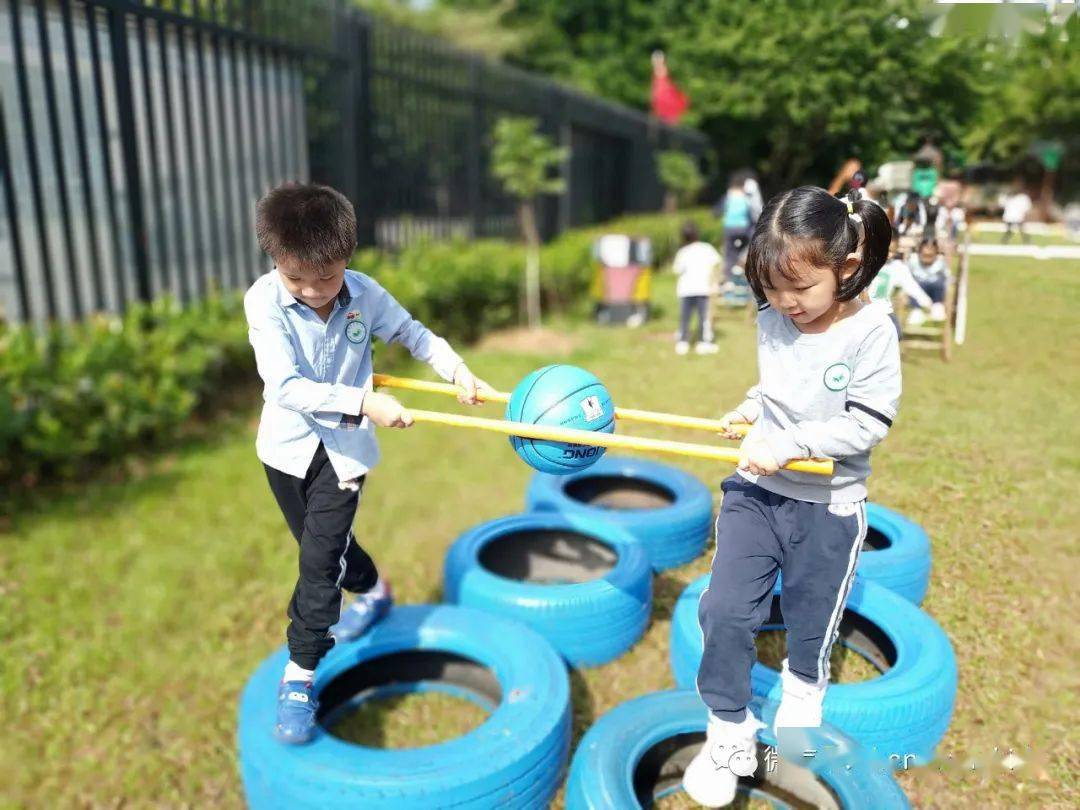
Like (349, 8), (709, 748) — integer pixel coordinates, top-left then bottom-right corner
(968, 227), (1076, 247)
(2, 257), (1077, 808)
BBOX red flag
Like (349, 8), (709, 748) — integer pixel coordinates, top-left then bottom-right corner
(650, 52), (688, 124)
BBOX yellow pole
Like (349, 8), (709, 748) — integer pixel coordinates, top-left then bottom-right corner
(406, 408), (834, 477)
(373, 373), (751, 437)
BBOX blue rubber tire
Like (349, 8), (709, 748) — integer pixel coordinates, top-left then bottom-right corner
(238, 604), (571, 809)
(443, 512), (652, 668)
(525, 455), (713, 571)
(670, 575), (957, 764)
(566, 690), (910, 809)
(858, 503), (932, 605)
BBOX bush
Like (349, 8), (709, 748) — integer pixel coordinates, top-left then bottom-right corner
(0, 210), (723, 489)
(359, 208), (721, 339)
(0, 295), (249, 486)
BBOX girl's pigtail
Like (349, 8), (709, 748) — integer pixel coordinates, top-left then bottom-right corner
(838, 190), (893, 300)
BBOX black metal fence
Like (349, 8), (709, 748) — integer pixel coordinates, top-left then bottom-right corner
(0, 0), (707, 324)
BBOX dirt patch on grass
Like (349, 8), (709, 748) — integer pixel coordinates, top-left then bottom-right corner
(475, 326), (579, 355)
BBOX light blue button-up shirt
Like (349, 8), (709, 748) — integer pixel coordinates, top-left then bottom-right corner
(244, 269), (464, 481)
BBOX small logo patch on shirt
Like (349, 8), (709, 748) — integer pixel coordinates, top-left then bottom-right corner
(823, 362), (852, 391)
(345, 319), (368, 344)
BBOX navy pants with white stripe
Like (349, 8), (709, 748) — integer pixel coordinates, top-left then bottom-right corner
(264, 443), (379, 670)
(696, 474), (866, 722)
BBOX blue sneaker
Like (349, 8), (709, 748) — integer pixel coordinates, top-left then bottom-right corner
(330, 578), (393, 643)
(274, 680), (319, 744)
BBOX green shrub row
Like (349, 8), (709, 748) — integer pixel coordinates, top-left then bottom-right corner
(0, 209), (721, 487)
(0, 296), (251, 486)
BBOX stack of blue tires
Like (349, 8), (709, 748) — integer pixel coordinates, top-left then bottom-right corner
(238, 455), (953, 809)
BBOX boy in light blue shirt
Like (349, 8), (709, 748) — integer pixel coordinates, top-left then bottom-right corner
(245, 183), (490, 743)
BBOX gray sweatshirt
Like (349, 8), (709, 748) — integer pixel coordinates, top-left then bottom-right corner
(735, 301), (902, 504)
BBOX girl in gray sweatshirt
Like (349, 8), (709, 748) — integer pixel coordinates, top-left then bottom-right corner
(684, 187), (900, 807)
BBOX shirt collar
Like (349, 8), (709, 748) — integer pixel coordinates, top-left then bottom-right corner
(273, 270), (356, 309)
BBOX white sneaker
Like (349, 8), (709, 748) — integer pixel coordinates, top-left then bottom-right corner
(675, 341), (690, 355)
(906, 309), (926, 327)
(682, 711), (763, 807)
(929, 302), (947, 322)
(694, 341), (719, 355)
(773, 659), (827, 730)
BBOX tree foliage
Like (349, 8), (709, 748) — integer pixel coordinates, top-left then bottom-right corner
(490, 117), (567, 327)
(657, 151), (705, 210)
(964, 14), (1079, 194)
(440, 0), (1077, 191)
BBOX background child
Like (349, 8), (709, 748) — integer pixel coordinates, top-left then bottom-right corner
(869, 232), (933, 336)
(714, 174), (757, 283)
(682, 187), (900, 807)
(672, 221), (721, 355)
(907, 238), (950, 323)
(1000, 185), (1032, 244)
(245, 183), (490, 744)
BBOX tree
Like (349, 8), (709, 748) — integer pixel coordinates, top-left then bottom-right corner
(490, 117), (567, 329)
(442, 0), (991, 189)
(964, 13), (1079, 206)
(657, 151), (705, 212)
(355, 1), (526, 58)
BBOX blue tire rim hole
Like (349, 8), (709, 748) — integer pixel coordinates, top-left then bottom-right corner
(563, 475), (676, 510)
(757, 596), (897, 679)
(317, 651), (501, 746)
(861, 528), (892, 552)
(478, 529), (618, 584)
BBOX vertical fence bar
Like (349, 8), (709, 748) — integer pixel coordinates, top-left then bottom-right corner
(351, 12), (374, 246)
(156, 15), (184, 300)
(108, 2), (151, 303)
(467, 58), (482, 239)
(273, 54), (291, 182)
(0, 93), (31, 322)
(176, 23), (206, 298)
(259, 45), (275, 189)
(138, 10), (171, 299)
(9, 0), (55, 319)
(245, 37), (263, 200)
(210, 20), (239, 289)
(229, 34), (254, 277)
(34, 0), (83, 317)
(193, 24), (223, 292)
(59, 0), (105, 311)
(85, 1), (127, 309)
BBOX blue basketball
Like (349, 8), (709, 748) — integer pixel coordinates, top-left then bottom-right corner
(505, 365), (616, 475)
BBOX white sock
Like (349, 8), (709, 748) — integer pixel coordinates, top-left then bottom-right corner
(283, 660), (315, 683)
(364, 576), (388, 600)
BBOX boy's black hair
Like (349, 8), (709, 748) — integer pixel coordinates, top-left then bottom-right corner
(256, 182), (357, 270)
(680, 221), (700, 245)
(744, 186), (892, 303)
(918, 237), (940, 253)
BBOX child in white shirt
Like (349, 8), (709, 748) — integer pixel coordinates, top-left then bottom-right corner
(672, 222), (722, 355)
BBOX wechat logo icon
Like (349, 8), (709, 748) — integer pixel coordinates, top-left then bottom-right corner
(823, 362), (852, 391)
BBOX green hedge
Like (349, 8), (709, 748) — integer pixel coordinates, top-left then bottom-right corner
(355, 208), (720, 342)
(0, 296), (251, 486)
(0, 209), (720, 487)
